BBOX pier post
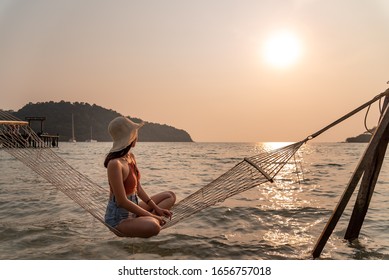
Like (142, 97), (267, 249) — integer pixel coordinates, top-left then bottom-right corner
(312, 95), (389, 258)
(344, 118), (389, 240)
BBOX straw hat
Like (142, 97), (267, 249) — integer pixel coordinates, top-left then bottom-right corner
(108, 116), (144, 153)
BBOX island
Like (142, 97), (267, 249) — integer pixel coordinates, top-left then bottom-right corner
(8, 101), (193, 142)
(345, 128), (375, 143)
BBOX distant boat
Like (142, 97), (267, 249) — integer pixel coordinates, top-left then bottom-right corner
(85, 126), (97, 143)
(69, 113), (76, 143)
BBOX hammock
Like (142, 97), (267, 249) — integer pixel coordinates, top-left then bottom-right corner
(1, 90), (388, 235)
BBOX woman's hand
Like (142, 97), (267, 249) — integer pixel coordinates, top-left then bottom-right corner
(155, 206), (173, 220)
(151, 214), (167, 226)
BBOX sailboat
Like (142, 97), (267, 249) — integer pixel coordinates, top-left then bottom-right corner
(85, 126), (97, 142)
(68, 114), (76, 143)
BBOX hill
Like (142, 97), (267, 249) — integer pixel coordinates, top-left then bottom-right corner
(345, 127), (375, 143)
(10, 101), (193, 142)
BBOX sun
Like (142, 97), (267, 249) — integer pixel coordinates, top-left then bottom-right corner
(262, 31), (302, 68)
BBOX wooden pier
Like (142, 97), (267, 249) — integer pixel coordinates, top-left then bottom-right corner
(25, 117), (59, 147)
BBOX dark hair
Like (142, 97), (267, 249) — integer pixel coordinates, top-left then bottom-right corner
(104, 144), (132, 168)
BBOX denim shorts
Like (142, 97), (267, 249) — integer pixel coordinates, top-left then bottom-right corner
(105, 194), (139, 228)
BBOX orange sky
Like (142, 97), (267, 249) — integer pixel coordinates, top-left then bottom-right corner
(1, 0), (388, 142)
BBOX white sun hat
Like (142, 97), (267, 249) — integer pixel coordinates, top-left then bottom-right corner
(108, 116), (144, 153)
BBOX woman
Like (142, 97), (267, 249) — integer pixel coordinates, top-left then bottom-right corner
(104, 116), (176, 237)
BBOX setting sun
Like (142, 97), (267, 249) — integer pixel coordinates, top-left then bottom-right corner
(262, 31), (302, 68)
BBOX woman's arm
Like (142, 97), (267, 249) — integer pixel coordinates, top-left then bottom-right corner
(137, 183), (153, 208)
(137, 183), (172, 219)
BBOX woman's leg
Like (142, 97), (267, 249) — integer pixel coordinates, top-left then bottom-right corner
(116, 216), (161, 238)
(115, 192), (176, 238)
(139, 191), (176, 211)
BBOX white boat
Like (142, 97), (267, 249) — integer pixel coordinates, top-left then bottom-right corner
(69, 114), (76, 143)
(85, 126), (97, 142)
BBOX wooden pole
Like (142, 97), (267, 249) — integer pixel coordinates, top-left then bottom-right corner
(311, 98), (389, 259)
(344, 125), (389, 240)
(344, 96), (389, 240)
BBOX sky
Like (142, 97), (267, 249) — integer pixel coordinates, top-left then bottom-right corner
(1, 0), (388, 142)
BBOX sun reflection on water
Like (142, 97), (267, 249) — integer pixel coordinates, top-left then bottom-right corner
(248, 143), (318, 254)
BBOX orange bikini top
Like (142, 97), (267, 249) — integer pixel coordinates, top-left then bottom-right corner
(109, 159), (141, 197)
(123, 161), (140, 195)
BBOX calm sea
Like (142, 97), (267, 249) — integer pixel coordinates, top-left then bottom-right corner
(0, 142), (388, 260)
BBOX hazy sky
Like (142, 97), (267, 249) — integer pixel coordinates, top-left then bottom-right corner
(1, 0), (388, 142)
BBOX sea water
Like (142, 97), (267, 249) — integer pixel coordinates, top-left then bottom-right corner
(0, 142), (388, 260)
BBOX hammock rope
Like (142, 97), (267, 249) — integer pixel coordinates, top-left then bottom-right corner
(1, 89), (388, 235)
(162, 140), (304, 229)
